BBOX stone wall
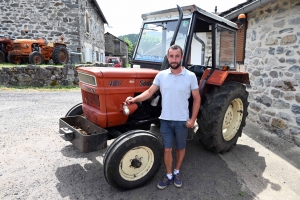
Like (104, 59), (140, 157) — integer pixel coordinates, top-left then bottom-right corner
(0, 0), (80, 51)
(0, 0), (106, 63)
(0, 63), (114, 87)
(245, 0), (300, 146)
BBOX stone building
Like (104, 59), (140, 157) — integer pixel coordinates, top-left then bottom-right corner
(0, 0), (108, 63)
(104, 32), (128, 67)
(220, 0), (300, 146)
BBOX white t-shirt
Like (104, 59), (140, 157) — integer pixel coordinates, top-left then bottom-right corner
(153, 67), (199, 121)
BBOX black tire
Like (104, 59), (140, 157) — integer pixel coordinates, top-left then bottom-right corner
(197, 81), (249, 153)
(65, 103), (83, 117)
(7, 54), (22, 64)
(0, 50), (5, 63)
(29, 51), (44, 65)
(104, 130), (163, 190)
(52, 45), (68, 65)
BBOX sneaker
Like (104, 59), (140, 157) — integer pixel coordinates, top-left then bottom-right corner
(173, 173), (182, 188)
(157, 175), (172, 189)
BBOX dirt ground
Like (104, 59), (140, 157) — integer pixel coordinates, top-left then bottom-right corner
(0, 90), (300, 200)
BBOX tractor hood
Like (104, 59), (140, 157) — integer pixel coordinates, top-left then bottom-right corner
(76, 67), (159, 128)
(77, 67), (159, 79)
(76, 67), (159, 93)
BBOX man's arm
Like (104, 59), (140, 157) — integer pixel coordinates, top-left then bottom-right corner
(125, 84), (159, 104)
(186, 89), (201, 128)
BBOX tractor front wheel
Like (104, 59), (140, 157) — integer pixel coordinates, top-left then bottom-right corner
(29, 51), (44, 65)
(65, 103), (83, 117)
(0, 50), (5, 63)
(104, 130), (163, 190)
(196, 81), (249, 153)
(52, 45), (68, 65)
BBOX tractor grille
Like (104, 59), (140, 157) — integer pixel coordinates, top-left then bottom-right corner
(78, 72), (97, 86)
(82, 90), (100, 109)
(13, 43), (21, 50)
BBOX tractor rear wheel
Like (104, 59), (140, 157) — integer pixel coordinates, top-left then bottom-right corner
(0, 50), (5, 63)
(52, 45), (68, 65)
(29, 51), (44, 65)
(196, 81), (249, 153)
(7, 54), (22, 64)
(104, 130), (163, 190)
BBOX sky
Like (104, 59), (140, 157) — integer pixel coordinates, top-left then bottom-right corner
(97, 0), (245, 37)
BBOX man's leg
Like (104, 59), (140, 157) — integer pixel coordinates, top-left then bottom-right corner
(175, 148), (186, 170)
(157, 120), (174, 189)
(164, 148), (173, 174)
(173, 121), (188, 188)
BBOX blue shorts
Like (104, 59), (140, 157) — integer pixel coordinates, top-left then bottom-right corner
(159, 119), (188, 150)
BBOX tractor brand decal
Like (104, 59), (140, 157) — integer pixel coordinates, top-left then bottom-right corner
(82, 85), (96, 93)
(139, 80), (152, 86)
(108, 80), (122, 87)
(87, 87), (96, 93)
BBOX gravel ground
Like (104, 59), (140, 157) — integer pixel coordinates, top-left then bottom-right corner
(1, 90), (299, 200)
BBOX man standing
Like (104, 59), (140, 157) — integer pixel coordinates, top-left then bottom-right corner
(125, 44), (200, 189)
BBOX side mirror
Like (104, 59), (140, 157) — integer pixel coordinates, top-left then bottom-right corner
(238, 14), (246, 32)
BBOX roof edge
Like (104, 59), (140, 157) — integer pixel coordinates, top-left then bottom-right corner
(220, 0), (276, 20)
(91, 0), (108, 24)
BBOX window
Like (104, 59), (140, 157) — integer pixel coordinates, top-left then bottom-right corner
(85, 12), (90, 33)
(216, 26), (236, 68)
(96, 51), (99, 61)
(114, 40), (120, 52)
(85, 48), (92, 62)
(100, 53), (103, 62)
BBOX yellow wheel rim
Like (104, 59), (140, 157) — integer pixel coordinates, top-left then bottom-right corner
(222, 98), (244, 141)
(119, 146), (154, 181)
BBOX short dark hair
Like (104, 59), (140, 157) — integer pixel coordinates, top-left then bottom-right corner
(167, 44), (183, 56)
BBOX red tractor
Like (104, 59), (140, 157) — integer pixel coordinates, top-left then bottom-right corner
(0, 35), (14, 63)
(8, 35), (68, 65)
(59, 5), (250, 190)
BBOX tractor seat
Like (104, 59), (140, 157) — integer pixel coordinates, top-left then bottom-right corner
(188, 65), (206, 79)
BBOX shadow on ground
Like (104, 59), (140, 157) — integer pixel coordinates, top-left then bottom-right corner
(243, 120), (300, 170)
(55, 135), (269, 200)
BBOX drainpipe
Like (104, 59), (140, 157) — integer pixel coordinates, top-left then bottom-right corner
(193, 33), (205, 65)
(222, 0), (276, 20)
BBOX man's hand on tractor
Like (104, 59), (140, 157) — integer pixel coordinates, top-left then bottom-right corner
(125, 96), (135, 104)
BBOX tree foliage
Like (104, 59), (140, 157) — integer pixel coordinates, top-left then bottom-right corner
(123, 37), (133, 60)
(119, 34), (138, 61)
(119, 34), (138, 45)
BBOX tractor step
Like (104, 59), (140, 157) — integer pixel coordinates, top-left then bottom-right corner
(59, 116), (108, 153)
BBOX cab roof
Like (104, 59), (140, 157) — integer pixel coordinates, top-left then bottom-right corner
(141, 4), (238, 30)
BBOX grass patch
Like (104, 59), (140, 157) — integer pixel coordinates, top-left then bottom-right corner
(0, 63), (64, 68)
(0, 63), (17, 68)
(238, 191), (244, 197)
(0, 85), (80, 92)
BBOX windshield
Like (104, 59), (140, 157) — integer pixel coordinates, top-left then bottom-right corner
(134, 19), (190, 62)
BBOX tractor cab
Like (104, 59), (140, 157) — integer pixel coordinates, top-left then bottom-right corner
(131, 5), (238, 76)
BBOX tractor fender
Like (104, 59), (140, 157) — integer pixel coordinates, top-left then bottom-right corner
(199, 69), (250, 95)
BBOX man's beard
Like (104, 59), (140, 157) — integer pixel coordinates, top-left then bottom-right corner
(169, 62), (181, 69)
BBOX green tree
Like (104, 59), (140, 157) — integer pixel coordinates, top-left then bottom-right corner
(119, 34), (139, 45)
(124, 37), (134, 62)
